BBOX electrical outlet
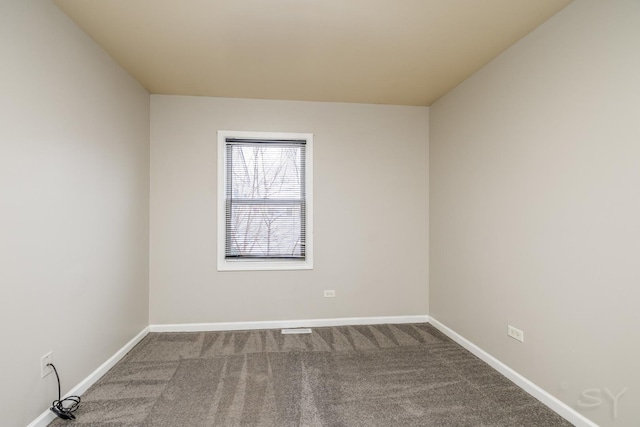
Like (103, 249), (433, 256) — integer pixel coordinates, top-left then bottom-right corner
(507, 325), (524, 343)
(41, 351), (53, 378)
(323, 290), (336, 298)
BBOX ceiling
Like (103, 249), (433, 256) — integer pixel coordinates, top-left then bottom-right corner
(53, 0), (572, 106)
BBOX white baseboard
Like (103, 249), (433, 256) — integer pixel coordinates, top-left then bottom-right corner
(149, 314), (429, 333)
(31, 316), (592, 427)
(27, 327), (150, 427)
(427, 316), (599, 427)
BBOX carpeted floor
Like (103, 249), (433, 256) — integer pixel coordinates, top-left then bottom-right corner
(49, 323), (573, 426)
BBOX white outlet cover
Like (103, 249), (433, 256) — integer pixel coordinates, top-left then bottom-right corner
(507, 325), (524, 343)
(41, 352), (53, 378)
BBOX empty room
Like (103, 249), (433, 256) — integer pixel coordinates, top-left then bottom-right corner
(2, 0), (638, 426)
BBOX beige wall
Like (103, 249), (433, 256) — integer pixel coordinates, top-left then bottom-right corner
(430, 1), (640, 426)
(0, 1), (150, 426)
(150, 96), (428, 324)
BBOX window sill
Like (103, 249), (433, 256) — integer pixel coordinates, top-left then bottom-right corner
(217, 259), (313, 272)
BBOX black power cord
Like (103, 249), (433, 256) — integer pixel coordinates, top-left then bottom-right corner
(47, 363), (81, 420)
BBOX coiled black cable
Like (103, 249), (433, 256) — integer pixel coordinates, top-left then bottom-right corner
(48, 363), (81, 420)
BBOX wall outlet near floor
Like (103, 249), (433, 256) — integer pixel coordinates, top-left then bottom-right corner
(41, 351), (53, 378)
(323, 290), (336, 298)
(507, 325), (524, 342)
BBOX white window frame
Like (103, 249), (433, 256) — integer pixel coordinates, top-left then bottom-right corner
(217, 130), (313, 271)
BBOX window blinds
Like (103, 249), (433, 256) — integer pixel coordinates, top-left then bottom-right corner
(225, 138), (306, 260)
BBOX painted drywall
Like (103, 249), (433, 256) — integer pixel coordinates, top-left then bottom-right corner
(430, 1), (640, 426)
(0, 1), (150, 426)
(150, 96), (428, 324)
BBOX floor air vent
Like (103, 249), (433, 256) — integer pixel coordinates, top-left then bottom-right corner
(281, 328), (312, 334)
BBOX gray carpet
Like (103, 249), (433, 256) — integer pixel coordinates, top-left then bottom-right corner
(49, 323), (573, 426)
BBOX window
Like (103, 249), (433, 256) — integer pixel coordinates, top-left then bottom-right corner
(217, 131), (313, 271)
